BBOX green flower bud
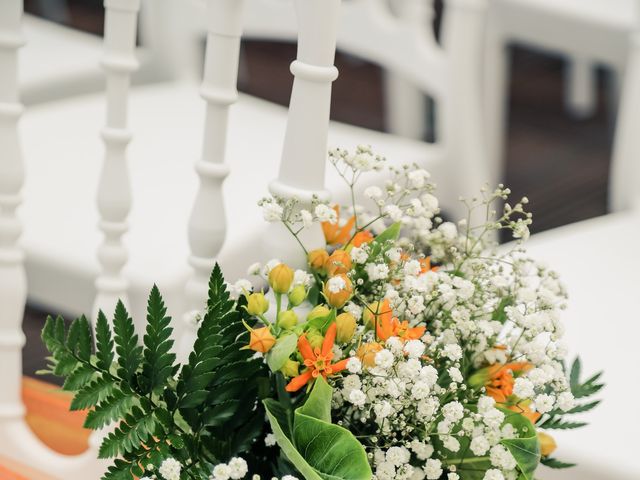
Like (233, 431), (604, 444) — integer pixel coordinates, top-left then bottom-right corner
(245, 292), (269, 316)
(278, 310), (299, 330)
(306, 329), (324, 350)
(307, 305), (330, 322)
(288, 285), (307, 307)
(280, 359), (300, 378)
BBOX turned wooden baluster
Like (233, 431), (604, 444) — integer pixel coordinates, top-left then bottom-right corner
(0, 3), (105, 476)
(93, 0), (141, 320)
(384, 0), (434, 139)
(179, 0), (244, 358)
(264, 0), (341, 266)
(0, 0), (28, 439)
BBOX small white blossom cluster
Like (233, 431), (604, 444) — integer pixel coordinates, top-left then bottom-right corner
(258, 195), (335, 228)
(210, 457), (249, 480)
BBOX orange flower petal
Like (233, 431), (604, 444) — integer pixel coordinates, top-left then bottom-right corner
(331, 358), (350, 373)
(322, 323), (337, 357)
(297, 335), (315, 362)
(285, 370), (314, 392)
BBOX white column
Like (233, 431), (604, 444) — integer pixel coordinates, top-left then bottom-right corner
(93, 0), (141, 320)
(264, 0), (341, 266)
(565, 56), (597, 119)
(384, 0), (433, 140)
(610, 31), (640, 212)
(0, 2), (106, 476)
(0, 0), (27, 434)
(179, 0), (244, 359)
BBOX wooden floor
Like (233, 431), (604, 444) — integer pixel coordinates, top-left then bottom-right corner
(20, 3), (612, 380)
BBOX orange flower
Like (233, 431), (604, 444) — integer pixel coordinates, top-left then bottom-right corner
(363, 299), (393, 329)
(377, 316), (426, 342)
(323, 274), (353, 308)
(484, 362), (533, 403)
(308, 249), (329, 273)
(248, 327), (276, 353)
(322, 206), (355, 246)
(357, 342), (383, 367)
(350, 230), (374, 248)
(325, 249), (352, 276)
(508, 401), (542, 425)
(419, 256), (438, 273)
(285, 323), (349, 392)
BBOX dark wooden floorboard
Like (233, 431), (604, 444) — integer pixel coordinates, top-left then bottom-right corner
(20, 5), (611, 379)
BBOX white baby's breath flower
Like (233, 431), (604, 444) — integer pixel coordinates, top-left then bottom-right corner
(346, 357), (362, 374)
(327, 275), (347, 293)
(159, 458), (182, 480)
(228, 457), (248, 479)
(315, 204), (337, 224)
(366, 263), (390, 281)
(212, 463), (231, 480)
(300, 209), (313, 228)
(375, 349), (394, 369)
(404, 339), (426, 359)
(557, 391), (575, 412)
(262, 202), (283, 222)
(424, 459), (443, 479)
(534, 394), (555, 414)
(350, 246), (369, 264)
(364, 185), (383, 199)
(348, 389), (367, 407)
(484, 469), (505, 480)
(513, 378), (534, 399)
(265, 433), (276, 447)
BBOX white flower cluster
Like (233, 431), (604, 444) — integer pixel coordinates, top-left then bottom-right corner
(258, 195), (335, 228)
(211, 457), (249, 480)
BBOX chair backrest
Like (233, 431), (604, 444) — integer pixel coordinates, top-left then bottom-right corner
(609, 8), (640, 211)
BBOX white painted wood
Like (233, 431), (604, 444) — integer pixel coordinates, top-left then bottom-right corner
(485, 0), (638, 195)
(383, 0), (433, 139)
(610, 29), (640, 211)
(262, 0), (340, 268)
(178, 0), (243, 358)
(565, 56), (598, 119)
(93, 0), (141, 320)
(0, 2), (105, 477)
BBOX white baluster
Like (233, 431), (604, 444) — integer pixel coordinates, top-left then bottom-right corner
(384, 0), (433, 139)
(264, 0), (341, 266)
(179, 0), (244, 359)
(0, 0), (28, 441)
(0, 2), (105, 476)
(93, 0), (141, 320)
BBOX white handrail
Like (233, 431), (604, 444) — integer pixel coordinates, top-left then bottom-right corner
(179, 0), (245, 359)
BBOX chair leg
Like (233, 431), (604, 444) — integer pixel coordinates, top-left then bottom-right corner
(565, 56), (597, 119)
(383, 71), (427, 140)
(484, 29), (510, 179)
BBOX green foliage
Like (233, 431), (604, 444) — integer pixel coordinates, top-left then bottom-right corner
(267, 332), (299, 372)
(40, 264), (272, 480)
(535, 357), (604, 472)
(264, 377), (372, 480)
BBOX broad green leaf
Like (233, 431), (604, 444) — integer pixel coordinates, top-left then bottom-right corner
(267, 333), (299, 372)
(304, 309), (336, 334)
(499, 408), (540, 480)
(373, 222), (401, 245)
(297, 376), (331, 423)
(264, 377), (372, 480)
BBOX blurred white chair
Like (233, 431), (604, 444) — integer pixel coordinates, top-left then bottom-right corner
(485, 0), (639, 171)
(17, 0), (490, 327)
(507, 19), (640, 479)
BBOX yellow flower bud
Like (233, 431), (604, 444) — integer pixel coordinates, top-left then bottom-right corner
(537, 432), (557, 457)
(306, 329), (324, 350)
(307, 305), (331, 322)
(280, 359), (300, 378)
(356, 342), (383, 367)
(323, 274), (353, 309)
(288, 285), (307, 307)
(324, 249), (352, 276)
(308, 249), (329, 273)
(269, 263), (294, 294)
(278, 310), (299, 330)
(248, 327), (276, 353)
(245, 292), (269, 316)
(335, 312), (356, 343)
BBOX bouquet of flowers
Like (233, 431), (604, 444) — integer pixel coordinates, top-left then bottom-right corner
(41, 147), (602, 480)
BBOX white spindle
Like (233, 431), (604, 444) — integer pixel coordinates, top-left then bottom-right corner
(0, 2), (105, 476)
(384, 0), (434, 139)
(179, 0), (244, 358)
(0, 0), (28, 438)
(264, 0), (341, 265)
(93, 0), (141, 320)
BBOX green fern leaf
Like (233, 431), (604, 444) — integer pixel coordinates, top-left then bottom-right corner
(140, 285), (176, 394)
(541, 457), (576, 469)
(112, 301), (143, 386)
(70, 376), (116, 411)
(95, 310), (115, 371)
(98, 406), (156, 458)
(84, 389), (136, 430)
(63, 364), (97, 392)
(101, 459), (134, 480)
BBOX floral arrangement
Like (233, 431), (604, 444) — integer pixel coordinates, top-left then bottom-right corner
(41, 146), (602, 480)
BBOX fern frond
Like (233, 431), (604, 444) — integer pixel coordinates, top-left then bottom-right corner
(113, 301), (143, 386)
(84, 389), (136, 430)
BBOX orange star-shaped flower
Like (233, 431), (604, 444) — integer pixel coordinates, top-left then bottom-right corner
(322, 206), (356, 246)
(285, 323), (349, 392)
